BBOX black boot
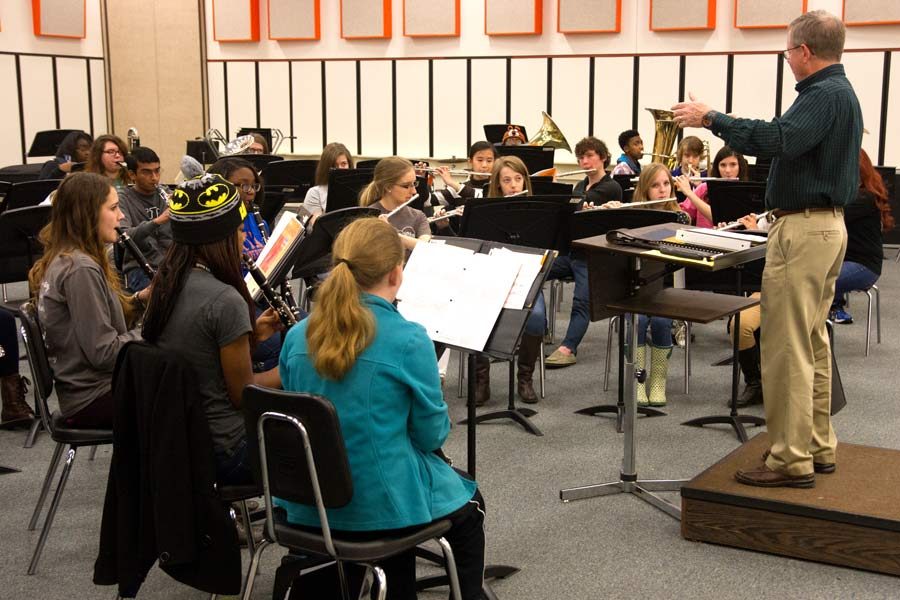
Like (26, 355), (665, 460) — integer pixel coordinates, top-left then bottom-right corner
(735, 346), (763, 408)
(474, 356), (491, 407)
(1, 375), (34, 428)
(516, 334), (541, 404)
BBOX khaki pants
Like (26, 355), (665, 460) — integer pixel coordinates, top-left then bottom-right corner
(730, 292), (761, 351)
(761, 209), (846, 476)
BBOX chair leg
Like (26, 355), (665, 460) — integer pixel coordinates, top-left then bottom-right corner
(240, 539), (270, 600)
(683, 321), (691, 395)
(29, 442), (66, 531)
(24, 417), (42, 449)
(548, 281), (558, 344)
(865, 289), (873, 356)
(603, 317), (616, 392)
(238, 499), (255, 557)
(539, 341), (545, 400)
(372, 565), (387, 600)
(436, 537), (463, 600)
(873, 285), (881, 343)
(456, 350), (466, 399)
(28, 447), (77, 575)
(89, 446), (98, 461)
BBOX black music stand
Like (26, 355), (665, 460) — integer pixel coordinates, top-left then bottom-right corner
(612, 173), (635, 192)
(529, 178), (573, 196)
(185, 139), (218, 165)
(290, 207), (381, 279)
(236, 127), (273, 152)
(325, 168), (374, 213)
(27, 130), (81, 158)
(0, 206), (52, 285)
(564, 209), (680, 428)
(0, 180), (61, 214)
(261, 159), (318, 222)
(707, 180), (766, 225)
(457, 199), (568, 435)
(495, 145), (555, 175)
(355, 158), (382, 170)
(240, 153), (284, 172)
(484, 124), (528, 144)
(560, 223), (763, 519)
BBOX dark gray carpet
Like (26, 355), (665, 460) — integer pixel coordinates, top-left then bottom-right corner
(1, 253), (898, 599)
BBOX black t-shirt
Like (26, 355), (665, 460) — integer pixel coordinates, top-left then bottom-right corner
(843, 190), (884, 276)
(574, 174), (622, 207)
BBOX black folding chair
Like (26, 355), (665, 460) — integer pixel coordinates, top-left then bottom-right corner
(240, 385), (462, 600)
(0, 179), (61, 214)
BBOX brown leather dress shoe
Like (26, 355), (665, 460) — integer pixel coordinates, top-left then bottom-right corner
(735, 464), (815, 488)
(762, 449), (835, 474)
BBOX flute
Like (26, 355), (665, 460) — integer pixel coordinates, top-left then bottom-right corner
(427, 207), (464, 223)
(505, 190), (529, 197)
(114, 226), (156, 279)
(586, 197), (678, 210)
(418, 166), (481, 177)
(241, 253), (298, 329)
(556, 168), (597, 179)
(387, 194), (419, 217)
(717, 211), (771, 231)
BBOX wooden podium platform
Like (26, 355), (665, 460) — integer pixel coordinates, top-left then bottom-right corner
(682, 433), (900, 576)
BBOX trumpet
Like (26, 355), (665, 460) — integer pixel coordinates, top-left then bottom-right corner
(427, 206), (464, 223)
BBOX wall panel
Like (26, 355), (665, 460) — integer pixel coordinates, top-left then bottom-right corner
(359, 61), (392, 158)
(89, 59), (107, 135)
(291, 61), (324, 155)
(0, 56), (23, 167)
(55, 58), (91, 133)
(431, 59), (467, 160)
(886, 51), (900, 168)
(20, 56), (57, 162)
(592, 57), (633, 155)
(207, 62), (227, 140)
(843, 52), (884, 162)
(731, 54), (777, 121)
(550, 57), (591, 162)
(684, 54), (728, 158)
(395, 60), (430, 159)
(225, 61), (257, 135)
(469, 59), (506, 147)
(510, 59), (548, 145)
(258, 61), (292, 150)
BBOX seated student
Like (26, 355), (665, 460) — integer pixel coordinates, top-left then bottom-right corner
(118, 147), (172, 292)
(246, 133), (269, 155)
(675, 145), (749, 228)
(546, 137), (622, 368)
(831, 149), (893, 324)
(428, 140), (496, 207)
(302, 142), (354, 216)
(1, 309), (34, 426)
(604, 163), (689, 407)
(475, 156), (545, 404)
(208, 157), (292, 371)
(359, 156), (431, 254)
(277, 217), (486, 600)
(141, 173), (282, 485)
(611, 129), (643, 176)
(86, 135), (130, 189)
(29, 173), (146, 428)
(39, 131), (92, 180)
(670, 135), (706, 178)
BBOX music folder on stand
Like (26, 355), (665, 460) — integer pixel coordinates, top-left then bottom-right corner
(560, 223), (765, 519)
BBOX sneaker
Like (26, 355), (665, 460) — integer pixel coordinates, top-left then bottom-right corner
(545, 348), (576, 368)
(832, 309), (853, 324)
(673, 322), (687, 347)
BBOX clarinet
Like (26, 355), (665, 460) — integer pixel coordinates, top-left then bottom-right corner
(115, 227), (156, 279)
(242, 253), (298, 329)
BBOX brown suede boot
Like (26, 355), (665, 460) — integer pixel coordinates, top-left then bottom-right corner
(516, 334), (541, 404)
(475, 356), (491, 407)
(1, 375), (34, 427)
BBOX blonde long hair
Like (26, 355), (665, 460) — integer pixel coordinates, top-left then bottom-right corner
(359, 156), (415, 207)
(306, 217), (404, 380)
(487, 155), (533, 198)
(28, 172), (133, 316)
(632, 163), (681, 213)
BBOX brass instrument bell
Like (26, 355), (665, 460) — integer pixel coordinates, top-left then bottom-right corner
(646, 108), (679, 170)
(528, 111), (572, 153)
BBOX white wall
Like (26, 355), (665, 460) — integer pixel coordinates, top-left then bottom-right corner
(204, 0), (900, 167)
(0, 1), (106, 167)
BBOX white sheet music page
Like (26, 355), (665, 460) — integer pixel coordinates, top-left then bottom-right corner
(397, 242), (518, 352)
(489, 247), (545, 309)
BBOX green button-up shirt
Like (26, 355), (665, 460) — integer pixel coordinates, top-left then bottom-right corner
(709, 63), (863, 211)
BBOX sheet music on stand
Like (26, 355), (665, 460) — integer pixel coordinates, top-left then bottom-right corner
(397, 241), (524, 351)
(244, 211), (306, 302)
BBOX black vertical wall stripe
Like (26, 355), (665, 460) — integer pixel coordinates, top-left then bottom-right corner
(428, 60), (434, 159)
(878, 51), (891, 166)
(546, 58), (553, 114)
(355, 61), (362, 155)
(320, 61), (327, 146)
(288, 62), (295, 154)
(466, 59), (472, 151)
(725, 54), (734, 114)
(588, 57), (595, 137)
(505, 57), (512, 123)
(254, 62), (261, 128)
(631, 56), (640, 131)
(223, 62), (230, 139)
(51, 57), (60, 129)
(677, 55), (686, 144)
(774, 54), (784, 118)
(391, 60), (398, 156)
(15, 55), (26, 164)
(85, 59), (94, 136)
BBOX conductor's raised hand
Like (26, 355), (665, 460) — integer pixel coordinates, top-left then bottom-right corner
(672, 93), (711, 129)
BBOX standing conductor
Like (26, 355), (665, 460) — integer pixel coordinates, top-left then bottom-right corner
(673, 10), (862, 488)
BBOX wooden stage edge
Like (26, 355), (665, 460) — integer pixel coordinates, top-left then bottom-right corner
(681, 433), (900, 577)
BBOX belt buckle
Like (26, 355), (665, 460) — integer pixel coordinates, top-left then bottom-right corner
(766, 211), (777, 223)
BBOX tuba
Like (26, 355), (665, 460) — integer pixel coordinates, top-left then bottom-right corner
(646, 108), (679, 170)
(528, 112), (571, 153)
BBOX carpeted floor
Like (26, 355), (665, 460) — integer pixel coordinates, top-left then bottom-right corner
(1, 253), (898, 600)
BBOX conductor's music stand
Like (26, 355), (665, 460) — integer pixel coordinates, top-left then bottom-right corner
(565, 209), (680, 428)
(458, 198), (570, 435)
(325, 169), (375, 213)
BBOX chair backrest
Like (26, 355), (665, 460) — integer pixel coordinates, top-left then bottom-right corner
(3, 180), (61, 212)
(18, 301), (55, 433)
(242, 385), (353, 551)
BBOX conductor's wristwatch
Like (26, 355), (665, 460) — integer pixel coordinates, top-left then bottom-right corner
(701, 110), (717, 129)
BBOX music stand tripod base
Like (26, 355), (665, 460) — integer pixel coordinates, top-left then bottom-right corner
(459, 359), (543, 436)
